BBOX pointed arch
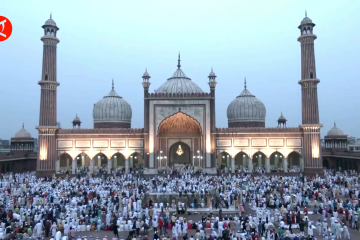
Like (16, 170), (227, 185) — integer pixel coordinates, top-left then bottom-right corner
(59, 152), (72, 170)
(287, 151), (302, 168)
(217, 151), (231, 168)
(157, 111), (202, 136)
(75, 152), (91, 167)
(93, 152), (108, 167)
(252, 151), (266, 168)
(269, 151), (284, 171)
(129, 152), (144, 169)
(234, 151), (249, 168)
(111, 152), (126, 170)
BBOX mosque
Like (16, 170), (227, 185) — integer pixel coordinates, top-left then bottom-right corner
(34, 14), (324, 176)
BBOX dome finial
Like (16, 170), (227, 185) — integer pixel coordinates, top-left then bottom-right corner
(244, 77), (247, 89)
(305, 10), (307, 17)
(177, 52), (181, 69)
(334, 121), (336, 127)
(50, 12), (52, 19)
(112, 79), (114, 90)
(22, 123), (24, 128)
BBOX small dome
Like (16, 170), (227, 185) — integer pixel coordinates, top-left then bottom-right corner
(72, 115), (81, 123)
(327, 122), (345, 136)
(227, 78), (266, 127)
(278, 113), (286, 121)
(44, 14), (57, 26)
(155, 54), (203, 94)
(142, 69), (150, 78)
(301, 16), (313, 25)
(93, 80), (132, 128)
(208, 68), (216, 77)
(14, 124), (32, 138)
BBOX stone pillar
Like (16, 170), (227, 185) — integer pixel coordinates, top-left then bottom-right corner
(125, 159), (130, 173)
(300, 157), (304, 172)
(55, 160), (60, 173)
(231, 158), (235, 173)
(90, 159), (94, 174)
(81, 156), (85, 167)
(283, 158), (288, 172)
(265, 158), (270, 173)
(72, 159), (76, 174)
(67, 158), (70, 169)
(226, 155), (230, 169)
(248, 157), (253, 172)
(275, 155), (279, 167)
(107, 159), (112, 174)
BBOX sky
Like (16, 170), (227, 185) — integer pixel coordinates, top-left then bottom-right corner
(1, 0), (360, 140)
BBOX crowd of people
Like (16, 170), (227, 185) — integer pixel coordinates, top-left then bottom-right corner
(0, 168), (358, 240)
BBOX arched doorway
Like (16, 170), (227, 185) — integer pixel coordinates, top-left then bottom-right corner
(130, 152), (144, 169)
(112, 152), (126, 171)
(252, 151), (266, 170)
(323, 158), (329, 169)
(94, 152), (108, 170)
(288, 151), (302, 171)
(169, 142), (191, 166)
(217, 152), (231, 168)
(157, 111), (202, 168)
(234, 152), (249, 170)
(59, 153), (72, 171)
(75, 152), (91, 168)
(269, 151), (284, 172)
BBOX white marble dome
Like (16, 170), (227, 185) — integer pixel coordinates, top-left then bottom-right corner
(93, 81), (132, 126)
(44, 15), (57, 26)
(227, 80), (266, 126)
(155, 55), (203, 94)
(14, 124), (32, 138)
(327, 122), (345, 136)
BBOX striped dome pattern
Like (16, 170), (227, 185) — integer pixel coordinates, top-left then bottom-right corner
(227, 86), (266, 123)
(93, 82), (132, 124)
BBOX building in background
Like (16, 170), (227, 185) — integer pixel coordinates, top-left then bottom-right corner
(0, 139), (10, 154)
(322, 123), (360, 171)
(0, 125), (37, 173)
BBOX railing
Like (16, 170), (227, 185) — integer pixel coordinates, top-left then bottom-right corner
(216, 127), (302, 133)
(57, 128), (144, 134)
(0, 152), (37, 161)
(148, 92), (211, 99)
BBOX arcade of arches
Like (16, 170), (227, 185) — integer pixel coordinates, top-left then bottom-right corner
(157, 111), (203, 168)
(57, 151), (143, 174)
(216, 151), (304, 173)
(323, 157), (359, 171)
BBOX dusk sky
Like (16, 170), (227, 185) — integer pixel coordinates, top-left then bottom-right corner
(1, 0), (359, 140)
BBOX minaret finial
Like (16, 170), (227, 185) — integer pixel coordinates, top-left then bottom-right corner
(244, 77), (247, 89)
(177, 52), (181, 69)
(112, 79), (114, 90)
(305, 10), (307, 17)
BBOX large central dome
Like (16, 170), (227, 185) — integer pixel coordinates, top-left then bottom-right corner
(227, 78), (266, 128)
(155, 54), (203, 94)
(93, 80), (132, 128)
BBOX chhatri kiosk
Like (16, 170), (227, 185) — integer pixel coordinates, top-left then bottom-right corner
(36, 14), (323, 176)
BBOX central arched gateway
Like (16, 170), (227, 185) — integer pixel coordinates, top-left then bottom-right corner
(156, 111), (203, 168)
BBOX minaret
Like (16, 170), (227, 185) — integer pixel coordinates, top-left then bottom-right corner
(297, 12), (323, 175)
(36, 14), (60, 176)
(208, 68), (217, 167)
(142, 69), (151, 167)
